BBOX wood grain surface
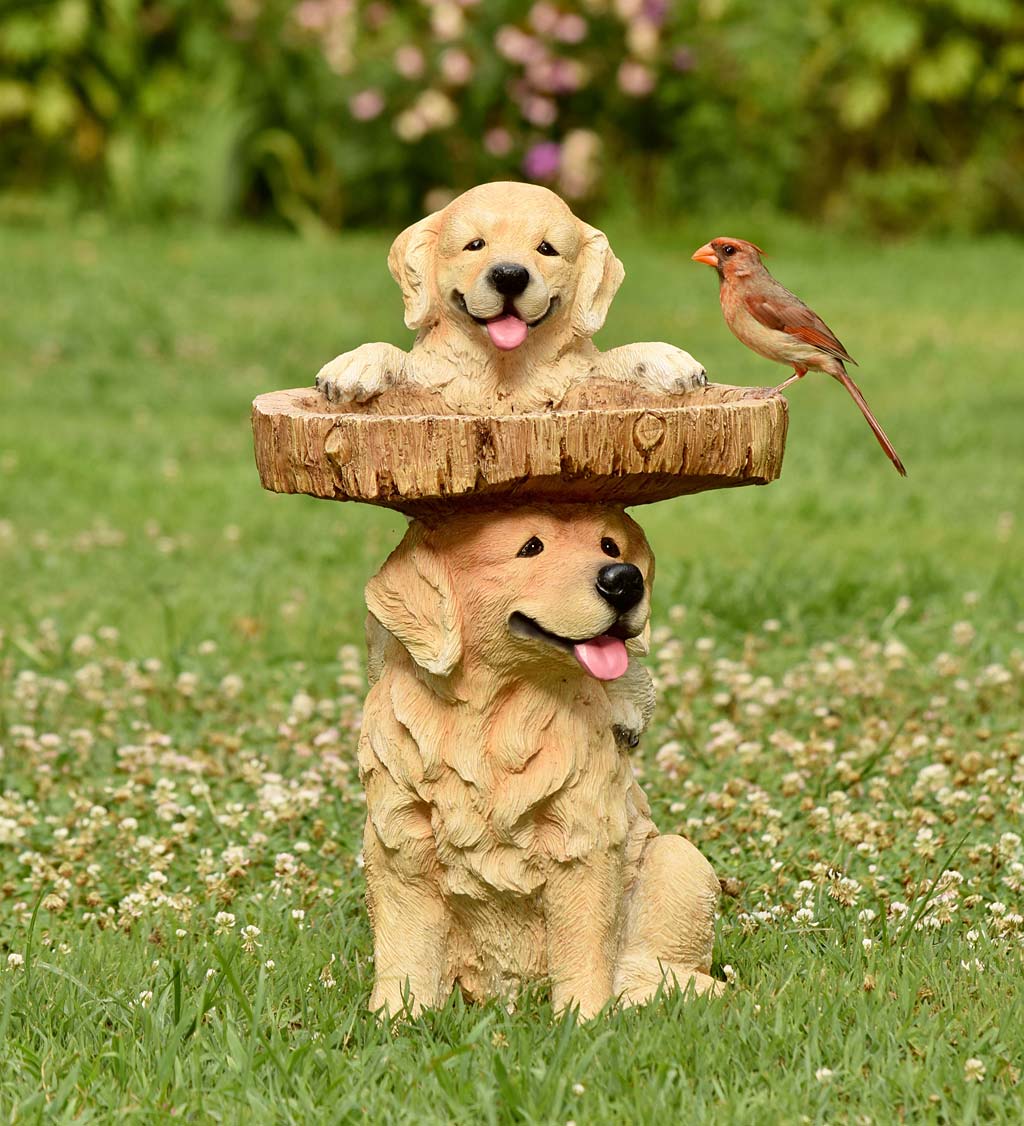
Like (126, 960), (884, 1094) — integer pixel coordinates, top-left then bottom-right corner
(251, 381), (788, 516)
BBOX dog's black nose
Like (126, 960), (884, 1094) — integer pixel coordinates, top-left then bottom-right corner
(488, 262), (530, 296)
(596, 563), (644, 614)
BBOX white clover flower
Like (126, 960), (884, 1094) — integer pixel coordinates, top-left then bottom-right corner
(964, 1058), (986, 1083)
(214, 911), (236, 934)
(571, 1083), (585, 1096)
(7, 953), (25, 970)
(240, 925), (261, 953)
(219, 674), (244, 699)
(951, 621), (976, 647)
(815, 1068), (834, 1083)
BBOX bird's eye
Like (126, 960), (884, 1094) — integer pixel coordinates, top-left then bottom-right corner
(464, 239), (486, 252)
(722, 245), (736, 256)
(601, 537), (621, 558)
(537, 240), (559, 256)
(517, 536), (544, 558)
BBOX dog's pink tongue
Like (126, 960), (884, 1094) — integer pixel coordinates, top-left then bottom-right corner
(486, 313), (529, 351)
(573, 635), (629, 681)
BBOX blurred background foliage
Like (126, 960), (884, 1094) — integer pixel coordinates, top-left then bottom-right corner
(1, 0), (1022, 233)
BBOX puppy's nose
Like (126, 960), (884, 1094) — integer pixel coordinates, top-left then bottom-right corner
(488, 262), (530, 296)
(596, 563), (644, 614)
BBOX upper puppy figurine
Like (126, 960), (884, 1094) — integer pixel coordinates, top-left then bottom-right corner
(316, 182), (707, 414)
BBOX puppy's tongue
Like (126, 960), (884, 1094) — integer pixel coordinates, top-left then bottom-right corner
(573, 635), (629, 681)
(486, 313), (529, 351)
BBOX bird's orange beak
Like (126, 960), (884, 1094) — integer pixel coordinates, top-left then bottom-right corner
(691, 243), (718, 267)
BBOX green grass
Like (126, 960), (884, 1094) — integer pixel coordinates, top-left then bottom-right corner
(1, 215), (1022, 1123)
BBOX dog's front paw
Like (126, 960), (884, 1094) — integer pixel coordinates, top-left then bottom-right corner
(605, 657), (656, 750)
(315, 342), (407, 404)
(631, 343), (708, 395)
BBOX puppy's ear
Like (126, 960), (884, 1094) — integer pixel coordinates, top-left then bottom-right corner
(365, 529), (461, 676)
(388, 212), (442, 331)
(571, 222), (625, 338)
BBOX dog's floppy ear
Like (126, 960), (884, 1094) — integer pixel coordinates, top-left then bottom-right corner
(388, 211), (442, 331)
(365, 528), (461, 676)
(571, 221), (625, 338)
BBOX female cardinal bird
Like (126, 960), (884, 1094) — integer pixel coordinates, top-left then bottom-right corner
(691, 237), (906, 476)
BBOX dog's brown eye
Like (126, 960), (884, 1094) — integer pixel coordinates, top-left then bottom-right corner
(464, 238), (486, 252)
(537, 241), (559, 256)
(517, 536), (544, 558)
(601, 538), (620, 558)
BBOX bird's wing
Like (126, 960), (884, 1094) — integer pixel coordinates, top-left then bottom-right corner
(743, 291), (857, 366)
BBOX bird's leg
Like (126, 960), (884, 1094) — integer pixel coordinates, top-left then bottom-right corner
(773, 367), (806, 394)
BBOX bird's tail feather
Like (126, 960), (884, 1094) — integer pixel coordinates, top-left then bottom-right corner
(833, 365), (907, 477)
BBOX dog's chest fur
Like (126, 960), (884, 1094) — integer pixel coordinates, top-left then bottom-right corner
(359, 657), (648, 900)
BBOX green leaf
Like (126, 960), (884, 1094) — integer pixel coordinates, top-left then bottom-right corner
(911, 37), (981, 102)
(853, 4), (922, 67)
(838, 73), (891, 129)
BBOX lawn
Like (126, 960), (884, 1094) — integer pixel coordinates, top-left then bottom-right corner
(1, 215), (1022, 1123)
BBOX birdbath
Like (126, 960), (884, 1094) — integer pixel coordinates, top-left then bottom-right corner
(251, 184), (788, 1019)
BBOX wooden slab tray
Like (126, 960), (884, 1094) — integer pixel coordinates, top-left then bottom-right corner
(251, 381), (788, 517)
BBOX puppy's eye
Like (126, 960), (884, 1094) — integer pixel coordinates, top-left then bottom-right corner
(722, 245), (736, 256)
(601, 538), (621, 558)
(537, 241), (559, 256)
(464, 238), (486, 252)
(517, 536), (544, 558)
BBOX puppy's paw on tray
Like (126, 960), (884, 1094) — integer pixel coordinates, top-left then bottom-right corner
(315, 342), (406, 405)
(631, 342), (709, 394)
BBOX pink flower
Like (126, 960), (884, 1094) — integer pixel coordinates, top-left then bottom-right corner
(440, 48), (474, 85)
(553, 14), (587, 43)
(348, 88), (385, 121)
(394, 44), (425, 80)
(364, 2), (389, 30)
(528, 2), (560, 35)
(528, 56), (586, 94)
(522, 95), (557, 127)
(495, 26), (543, 65)
(558, 128), (602, 199)
(523, 141), (561, 181)
(484, 127), (514, 156)
(294, 0), (326, 30)
(617, 59), (655, 97)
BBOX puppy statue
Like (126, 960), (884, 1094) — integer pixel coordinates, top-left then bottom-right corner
(359, 504), (722, 1018)
(316, 182), (708, 413)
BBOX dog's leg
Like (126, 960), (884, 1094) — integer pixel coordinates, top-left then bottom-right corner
(363, 830), (448, 1018)
(605, 655), (656, 749)
(614, 834), (724, 1004)
(543, 856), (623, 1019)
(596, 342), (708, 395)
(315, 342), (408, 404)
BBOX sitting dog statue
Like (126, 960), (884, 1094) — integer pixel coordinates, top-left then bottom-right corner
(316, 181), (708, 413)
(359, 503), (722, 1018)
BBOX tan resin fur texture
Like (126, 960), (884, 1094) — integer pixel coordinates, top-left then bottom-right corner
(315, 182), (708, 413)
(358, 505), (722, 1018)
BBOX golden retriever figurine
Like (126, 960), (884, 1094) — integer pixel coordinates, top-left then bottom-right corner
(359, 504), (722, 1018)
(316, 182), (708, 413)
